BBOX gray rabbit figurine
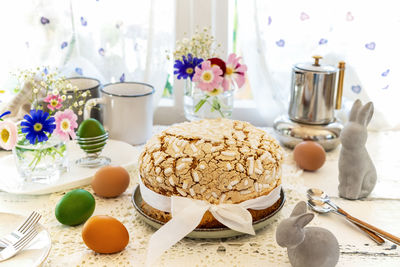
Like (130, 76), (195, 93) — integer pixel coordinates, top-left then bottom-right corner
(338, 99), (377, 199)
(276, 201), (339, 267)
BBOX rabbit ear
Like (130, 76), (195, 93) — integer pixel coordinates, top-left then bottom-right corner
(290, 201), (307, 217)
(349, 99), (362, 122)
(294, 213), (315, 228)
(357, 102), (374, 126)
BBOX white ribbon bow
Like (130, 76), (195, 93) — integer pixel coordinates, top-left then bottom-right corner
(139, 178), (281, 266)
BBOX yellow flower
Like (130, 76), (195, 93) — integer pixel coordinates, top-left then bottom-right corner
(207, 87), (223, 96)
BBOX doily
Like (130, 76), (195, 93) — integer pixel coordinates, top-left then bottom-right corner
(36, 144), (308, 266)
(10, 127), (398, 266)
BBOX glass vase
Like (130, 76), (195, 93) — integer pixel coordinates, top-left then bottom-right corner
(13, 135), (68, 184)
(183, 79), (234, 121)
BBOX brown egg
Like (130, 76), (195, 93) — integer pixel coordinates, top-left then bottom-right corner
(82, 215), (129, 254)
(293, 141), (326, 171)
(92, 166), (130, 197)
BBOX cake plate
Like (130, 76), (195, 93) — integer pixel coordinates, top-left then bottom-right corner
(131, 184), (286, 239)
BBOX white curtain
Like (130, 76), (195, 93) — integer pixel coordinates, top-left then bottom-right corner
(0, 0), (174, 109)
(238, 0), (400, 130)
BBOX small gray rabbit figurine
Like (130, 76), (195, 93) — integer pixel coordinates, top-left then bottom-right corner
(276, 201), (339, 267)
(338, 99), (377, 199)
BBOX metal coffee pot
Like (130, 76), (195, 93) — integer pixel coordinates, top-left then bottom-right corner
(289, 55), (345, 124)
(274, 56), (345, 150)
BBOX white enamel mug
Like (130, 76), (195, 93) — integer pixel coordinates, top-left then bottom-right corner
(84, 82), (155, 145)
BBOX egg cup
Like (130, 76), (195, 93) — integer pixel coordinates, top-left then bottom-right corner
(75, 132), (111, 168)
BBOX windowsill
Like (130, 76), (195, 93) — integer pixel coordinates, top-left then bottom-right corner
(233, 99), (257, 108)
(155, 97), (268, 126)
(157, 98), (174, 107)
(157, 97), (256, 108)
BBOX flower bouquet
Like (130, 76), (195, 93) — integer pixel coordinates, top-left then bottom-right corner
(0, 68), (90, 183)
(172, 27), (247, 120)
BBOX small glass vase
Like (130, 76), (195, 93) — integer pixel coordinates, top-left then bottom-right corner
(13, 135), (68, 184)
(183, 79), (234, 121)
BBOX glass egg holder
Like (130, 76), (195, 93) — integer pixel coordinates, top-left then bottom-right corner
(75, 132), (111, 168)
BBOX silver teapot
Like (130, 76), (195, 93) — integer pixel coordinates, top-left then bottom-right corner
(289, 55), (345, 124)
(274, 56), (345, 150)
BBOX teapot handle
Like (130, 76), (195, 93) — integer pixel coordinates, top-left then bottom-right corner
(335, 61), (345, 109)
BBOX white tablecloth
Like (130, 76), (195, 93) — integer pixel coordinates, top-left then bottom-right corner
(1, 127), (400, 266)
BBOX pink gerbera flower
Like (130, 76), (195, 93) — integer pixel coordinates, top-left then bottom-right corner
(44, 94), (63, 111)
(193, 61), (223, 92)
(222, 53), (248, 91)
(0, 120), (17, 150)
(54, 109), (78, 141)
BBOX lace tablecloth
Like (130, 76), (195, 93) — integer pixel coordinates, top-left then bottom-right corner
(1, 127), (400, 266)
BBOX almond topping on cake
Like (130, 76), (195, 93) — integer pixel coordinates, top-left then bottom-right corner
(139, 118), (283, 204)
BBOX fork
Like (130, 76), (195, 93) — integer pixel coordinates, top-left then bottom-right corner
(0, 226), (39, 261)
(0, 211), (41, 248)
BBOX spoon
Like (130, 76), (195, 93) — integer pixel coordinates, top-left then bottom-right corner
(307, 189), (384, 244)
(308, 189), (400, 246)
(307, 199), (337, 213)
(307, 199), (384, 245)
(307, 188), (342, 210)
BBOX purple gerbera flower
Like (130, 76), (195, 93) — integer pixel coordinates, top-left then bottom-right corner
(21, 110), (56, 144)
(174, 54), (203, 80)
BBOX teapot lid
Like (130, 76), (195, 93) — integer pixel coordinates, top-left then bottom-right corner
(294, 56), (337, 73)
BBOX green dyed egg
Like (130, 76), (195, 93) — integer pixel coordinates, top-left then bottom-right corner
(77, 118), (106, 138)
(77, 119), (107, 153)
(55, 189), (95, 226)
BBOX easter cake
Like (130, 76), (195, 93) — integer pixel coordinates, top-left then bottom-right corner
(138, 118), (284, 228)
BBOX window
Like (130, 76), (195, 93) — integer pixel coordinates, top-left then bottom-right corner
(1, 0), (399, 129)
(236, 0), (400, 129)
(0, 0), (175, 120)
(155, 0), (266, 126)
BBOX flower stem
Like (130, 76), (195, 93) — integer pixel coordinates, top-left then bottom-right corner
(217, 108), (224, 117)
(194, 95), (210, 113)
(205, 97), (225, 118)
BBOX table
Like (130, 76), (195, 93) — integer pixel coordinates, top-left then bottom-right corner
(1, 127), (400, 266)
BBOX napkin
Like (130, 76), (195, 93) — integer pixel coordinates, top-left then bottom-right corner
(0, 80), (43, 123)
